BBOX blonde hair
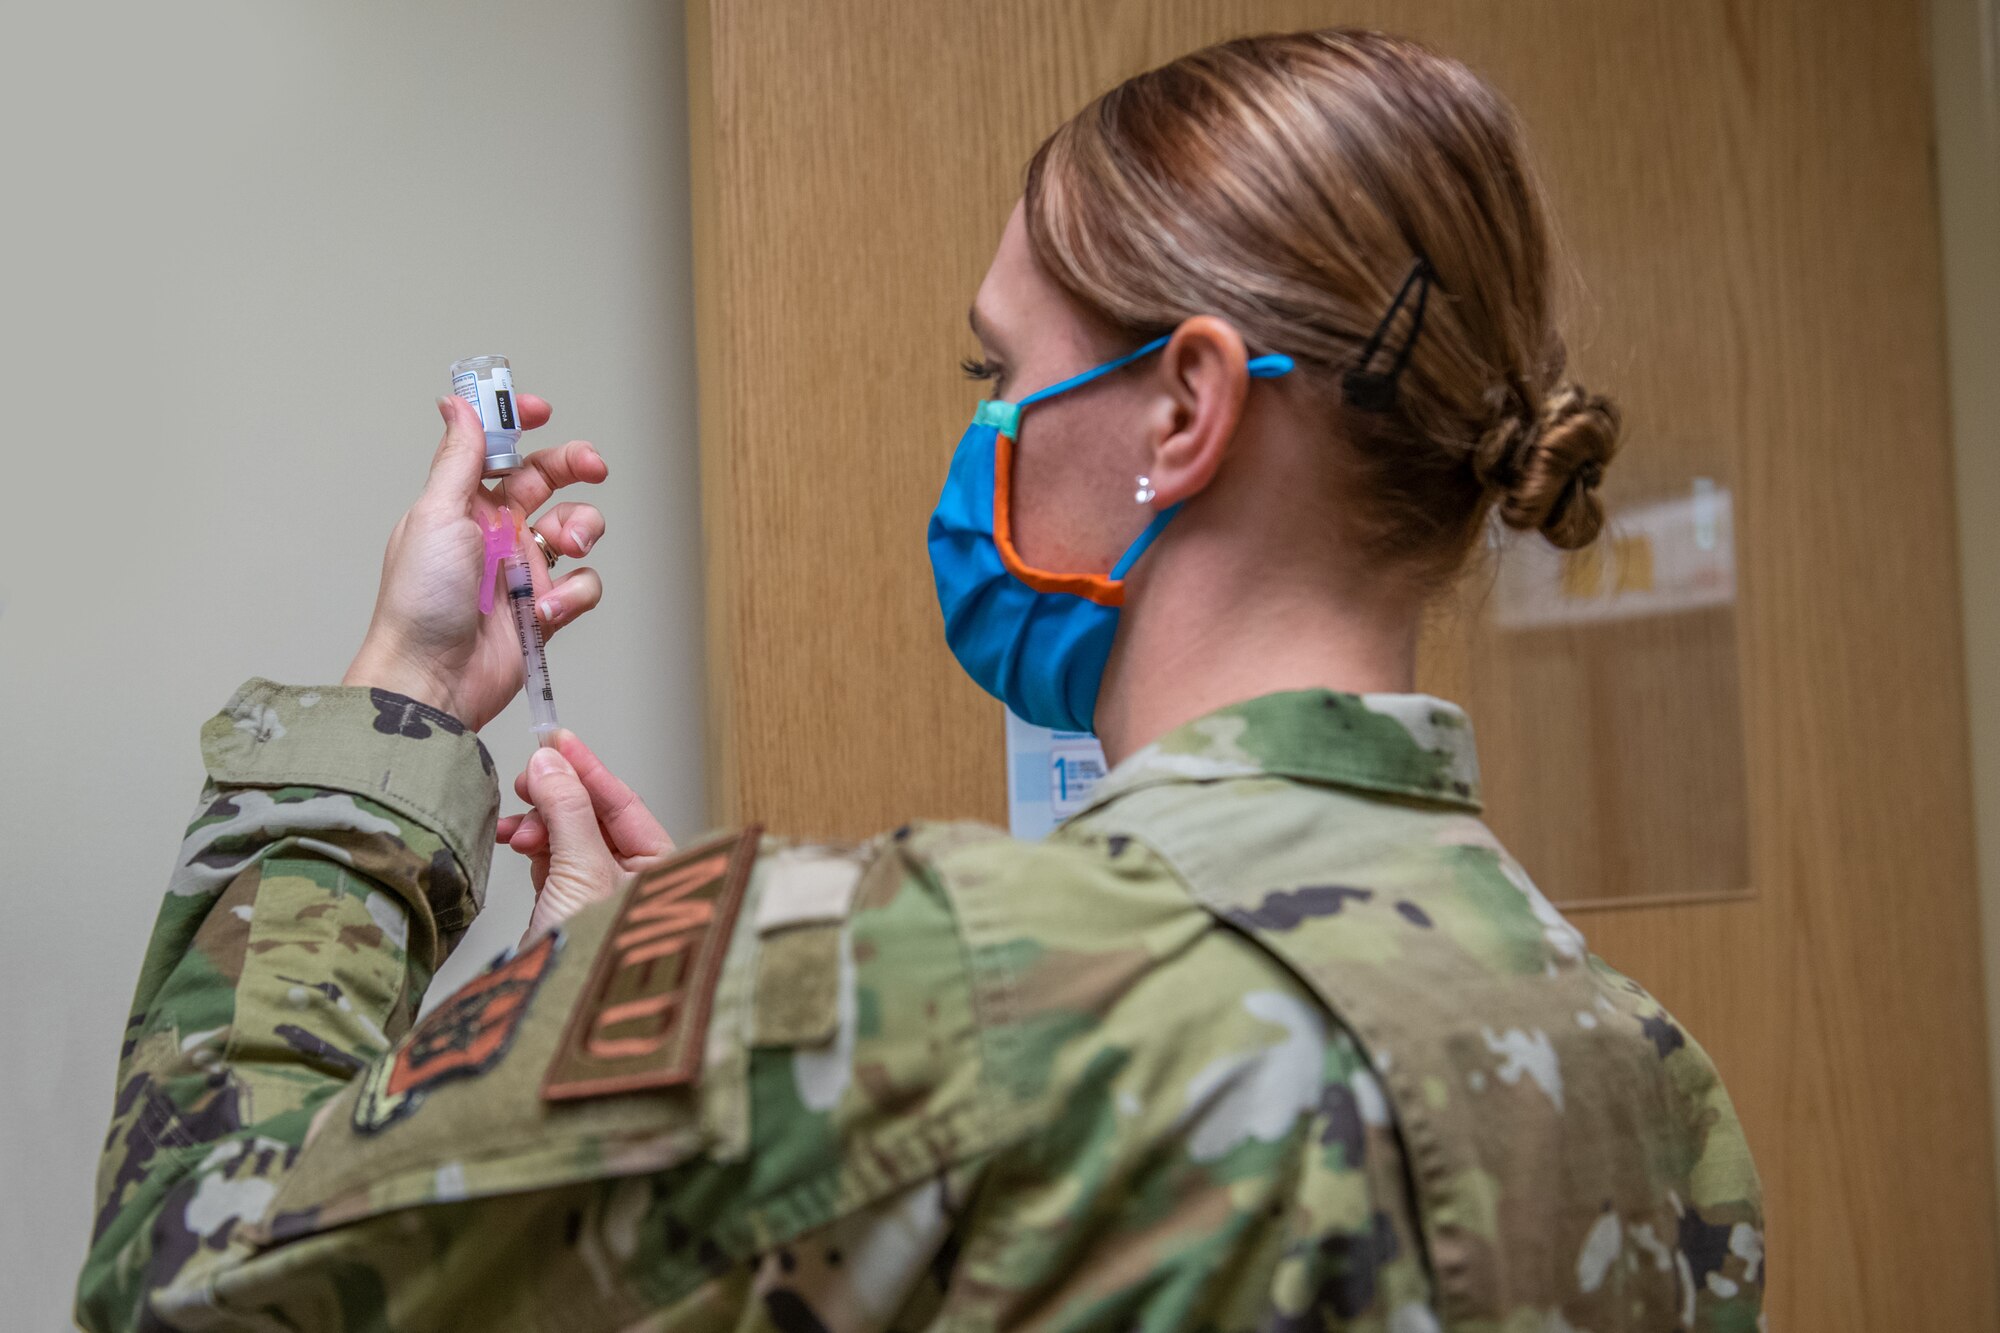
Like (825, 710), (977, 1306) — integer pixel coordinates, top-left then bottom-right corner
(1024, 28), (1620, 576)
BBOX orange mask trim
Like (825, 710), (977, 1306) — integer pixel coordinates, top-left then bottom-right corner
(991, 432), (1127, 609)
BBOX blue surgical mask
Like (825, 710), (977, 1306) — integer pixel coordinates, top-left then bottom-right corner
(927, 336), (1293, 734)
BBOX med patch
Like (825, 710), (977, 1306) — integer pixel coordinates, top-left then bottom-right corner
(352, 928), (560, 1133)
(542, 827), (761, 1101)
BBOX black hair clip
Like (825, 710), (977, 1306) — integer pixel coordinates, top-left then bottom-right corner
(1341, 256), (1434, 413)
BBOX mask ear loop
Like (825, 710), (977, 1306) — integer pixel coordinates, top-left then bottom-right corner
(990, 331), (1300, 594)
(1341, 257), (1433, 412)
(1016, 335), (1172, 409)
(986, 335), (1176, 608)
(1014, 335), (1294, 411)
(1106, 347), (1296, 581)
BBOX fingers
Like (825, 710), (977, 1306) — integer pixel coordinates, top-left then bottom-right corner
(510, 809), (548, 857)
(497, 811), (545, 849)
(518, 500), (602, 624)
(537, 567), (601, 637)
(530, 502), (603, 561)
(524, 746), (617, 869)
(549, 730), (674, 861)
(494, 439), (608, 518)
(422, 391), (554, 518)
(418, 395), (491, 513)
(521, 746), (625, 935)
(523, 746), (590, 821)
(516, 393), (553, 431)
(501, 731), (671, 866)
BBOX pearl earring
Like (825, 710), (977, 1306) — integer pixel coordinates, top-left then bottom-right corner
(1134, 476), (1156, 504)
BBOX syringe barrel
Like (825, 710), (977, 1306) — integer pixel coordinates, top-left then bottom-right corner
(502, 553), (561, 744)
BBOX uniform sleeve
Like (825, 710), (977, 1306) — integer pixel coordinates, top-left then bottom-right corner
(1676, 1029), (1767, 1323)
(77, 679), (500, 1333)
(75, 825), (1011, 1331)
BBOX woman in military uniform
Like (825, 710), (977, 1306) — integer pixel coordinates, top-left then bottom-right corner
(81, 28), (1762, 1333)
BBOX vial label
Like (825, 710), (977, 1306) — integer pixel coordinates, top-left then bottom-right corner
(469, 365), (518, 436)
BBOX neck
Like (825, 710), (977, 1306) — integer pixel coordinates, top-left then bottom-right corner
(1092, 530), (1421, 767)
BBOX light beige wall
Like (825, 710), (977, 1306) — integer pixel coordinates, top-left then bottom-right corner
(1933, 0), (2000, 1213)
(0, 3), (701, 1324)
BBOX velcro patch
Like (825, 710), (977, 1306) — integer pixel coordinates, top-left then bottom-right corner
(354, 928), (560, 1133)
(752, 922), (844, 1047)
(752, 847), (865, 933)
(542, 827), (760, 1101)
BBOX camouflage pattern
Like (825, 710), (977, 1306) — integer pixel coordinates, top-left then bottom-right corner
(79, 680), (1762, 1331)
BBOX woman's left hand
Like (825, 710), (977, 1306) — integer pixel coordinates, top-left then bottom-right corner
(343, 394), (609, 730)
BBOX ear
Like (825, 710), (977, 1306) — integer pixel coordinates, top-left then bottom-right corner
(1146, 316), (1250, 507)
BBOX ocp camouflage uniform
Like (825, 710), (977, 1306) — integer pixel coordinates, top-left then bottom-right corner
(78, 679), (1763, 1332)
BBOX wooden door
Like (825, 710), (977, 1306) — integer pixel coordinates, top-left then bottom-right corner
(686, 2), (2000, 1327)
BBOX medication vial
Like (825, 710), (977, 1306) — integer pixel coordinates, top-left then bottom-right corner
(449, 354), (525, 477)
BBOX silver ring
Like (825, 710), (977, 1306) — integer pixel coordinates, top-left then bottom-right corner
(530, 528), (557, 570)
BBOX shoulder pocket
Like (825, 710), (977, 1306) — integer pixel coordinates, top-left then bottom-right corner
(750, 844), (871, 1048)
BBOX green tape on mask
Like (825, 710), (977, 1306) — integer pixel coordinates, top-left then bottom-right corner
(973, 399), (1020, 436)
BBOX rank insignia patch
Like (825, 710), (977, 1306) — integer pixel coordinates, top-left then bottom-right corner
(542, 826), (761, 1101)
(352, 929), (561, 1133)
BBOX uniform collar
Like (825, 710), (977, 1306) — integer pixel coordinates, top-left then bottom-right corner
(1076, 689), (1483, 818)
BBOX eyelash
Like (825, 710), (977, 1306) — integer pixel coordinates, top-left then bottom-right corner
(961, 356), (1002, 383)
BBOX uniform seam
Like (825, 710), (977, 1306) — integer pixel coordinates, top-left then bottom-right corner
(254, 1119), (711, 1245)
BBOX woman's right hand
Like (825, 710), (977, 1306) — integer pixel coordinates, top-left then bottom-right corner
(498, 730), (676, 940)
(342, 394), (610, 730)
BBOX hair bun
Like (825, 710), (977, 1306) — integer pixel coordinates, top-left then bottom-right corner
(1493, 384), (1621, 549)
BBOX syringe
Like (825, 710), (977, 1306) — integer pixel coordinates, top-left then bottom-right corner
(481, 509), (561, 748)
